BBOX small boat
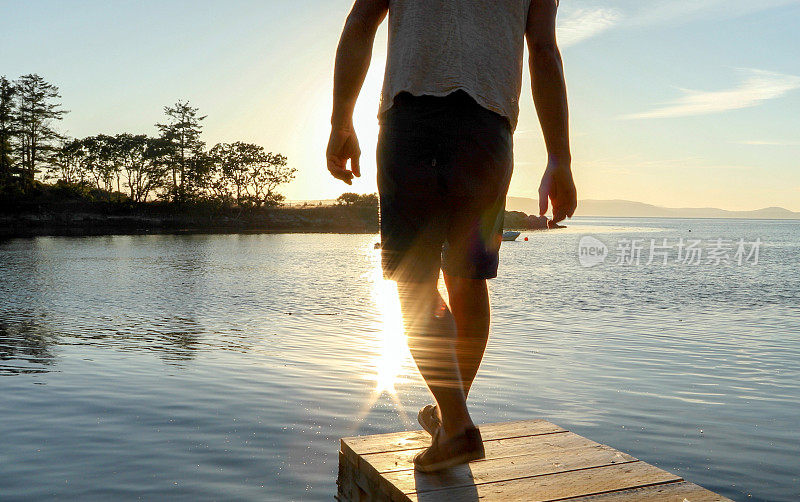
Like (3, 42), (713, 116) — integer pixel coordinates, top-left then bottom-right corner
(502, 231), (521, 241)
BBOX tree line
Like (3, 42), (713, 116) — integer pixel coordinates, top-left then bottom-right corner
(0, 74), (296, 206)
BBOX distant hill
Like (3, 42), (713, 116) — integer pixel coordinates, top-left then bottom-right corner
(506, 197), (800, 220)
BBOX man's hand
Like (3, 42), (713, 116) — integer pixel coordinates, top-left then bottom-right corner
(538, 157), (577, 223)
(326, 127), (361, 185)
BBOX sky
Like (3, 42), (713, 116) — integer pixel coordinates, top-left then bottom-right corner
(2, 0), (799, 211)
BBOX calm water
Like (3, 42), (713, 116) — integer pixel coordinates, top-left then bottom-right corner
(1, 218), (798, 501)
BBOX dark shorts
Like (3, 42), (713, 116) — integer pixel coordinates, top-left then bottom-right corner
(377, 90), (513, 283)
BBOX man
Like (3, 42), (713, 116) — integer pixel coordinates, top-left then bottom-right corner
(326, 0), (576, 472)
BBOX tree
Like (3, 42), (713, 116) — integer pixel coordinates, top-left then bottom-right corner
(139, 137), (172, 202)
(103, 134), (125, 193)
(183, 149), (213, 200)
(209, 142), (295, 207)
(209, 142), (256, 204)
(14, 74), (66, 186)
(78, 135), (117, 190)
(0, 76), (17, 187)
(156, 100), (205, 201)
(337, 192), (378, 207)
(115, 133), (169, 202)
(249, 152), (295, 207)
(47, 138), (84, 184)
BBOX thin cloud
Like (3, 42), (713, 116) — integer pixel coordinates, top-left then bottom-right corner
(557, 8), (621, 47)
(538, 2), (795, 49)
(583, 155), (753, 171)
(628, 0), (800, 26)
(623, 69), (800, 119)
(739, 140), (800, 146)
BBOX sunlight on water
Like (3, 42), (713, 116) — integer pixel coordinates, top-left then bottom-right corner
(350, 243), (414, 428)
(364, 243), (408, 395)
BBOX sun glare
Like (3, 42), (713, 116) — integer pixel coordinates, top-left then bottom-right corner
(347, 240), (412, 431)
(365, 241), (408, 395)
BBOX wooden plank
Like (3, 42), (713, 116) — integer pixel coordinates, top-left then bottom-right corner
(336, 452), (359, 502)
(383, 444), (637, 498)
(341, 429), (433, 465)
(405, 462), (681, 502)
(337, 451), (397, 502)
(337, 419), (731, 502)
(343, 419), (565, 454)
(341, 419), (565, 464)
(561, 480), (734, 501)
(360, 431), (612, 474)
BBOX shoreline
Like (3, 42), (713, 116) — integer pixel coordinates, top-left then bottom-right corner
(4, 208), (796, 239)
(0, 205), (380, 238)
(0, 202), (555, 239)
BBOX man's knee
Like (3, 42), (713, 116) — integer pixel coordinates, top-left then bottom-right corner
(396, 280), (437, 309)
(448, 275), (486, 291)
(445, 274), (487, 302)
(395, 280), (454, 337)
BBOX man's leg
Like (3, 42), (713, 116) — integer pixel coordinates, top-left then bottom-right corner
(396, 279), (475, 441)
(443, 273), (490, 399)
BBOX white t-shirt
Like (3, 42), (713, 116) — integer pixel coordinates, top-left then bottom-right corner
(379, 0), (532, 130)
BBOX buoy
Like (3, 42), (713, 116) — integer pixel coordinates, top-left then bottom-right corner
(524, 237), (528, 241)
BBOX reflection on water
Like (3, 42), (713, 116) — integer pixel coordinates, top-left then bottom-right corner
(1, 222), (799, 501)
(0, 321), (57, 375)
(0, 314), (206, 368)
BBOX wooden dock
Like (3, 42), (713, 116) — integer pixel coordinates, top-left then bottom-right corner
(337, 419), (732, 501)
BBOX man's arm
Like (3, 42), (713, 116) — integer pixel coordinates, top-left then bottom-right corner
(326, 0), (388, 185)
(526, 0), (577, 222)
